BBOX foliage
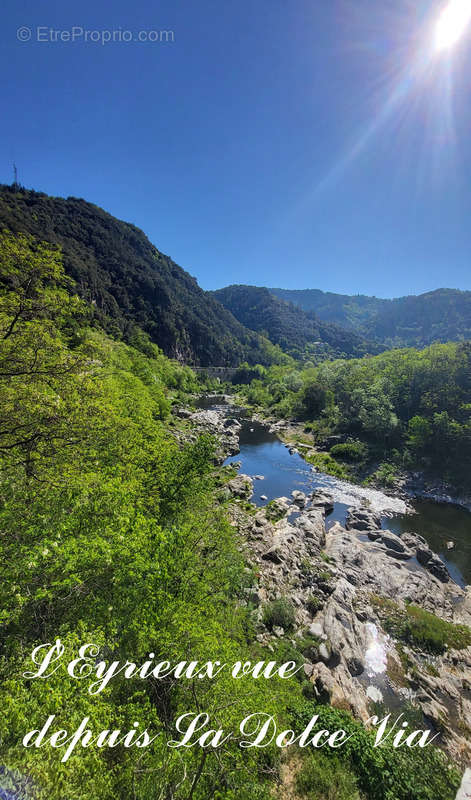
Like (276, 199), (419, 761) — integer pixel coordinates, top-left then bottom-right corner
(213, 284), (380, 361)
(0, 186), (287, 367)
(289, 701), (461, 800)
(234, 341), (471, 489)
(270, 287), (471, 349)
(370, 596), (471, 654)
(262, 598), (296, 632)
(296, 752), (361, 800)
(329, 441), (367, 462)
(0, 232), (294, 800)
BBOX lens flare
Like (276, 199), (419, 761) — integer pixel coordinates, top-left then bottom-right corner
(435, 0), (471, 51)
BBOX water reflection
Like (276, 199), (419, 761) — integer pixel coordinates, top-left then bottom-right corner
(223, 415), (470, 586)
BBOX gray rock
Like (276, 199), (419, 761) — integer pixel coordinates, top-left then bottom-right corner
(227, 474), (254, 499)
(308, 622), (324, 638)
(318, 643), (331, 662)
(261, 546), (284, 565)
(310, 490), (334, 514)
(346, 507), (382, 532)
(292, 490), (307, 507)
(378, 531), (408, 553)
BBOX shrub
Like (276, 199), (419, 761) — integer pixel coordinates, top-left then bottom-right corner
(306, 594), (323, 615)
(371, 596), (471, 654)
(296, 752), (361, 800)
(290, 701), (461, 800)
(262, 598), (295, 632)
(304, 451), (349, 479)
(330, 441), (367, 462)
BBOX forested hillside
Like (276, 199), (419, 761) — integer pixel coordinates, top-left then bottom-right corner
(270, 287), (471, 348)
(235, 341), (471, 490)
(0, 229), (461, 800)
(0, 185), (285, 367)
(212, 285), (380, 360)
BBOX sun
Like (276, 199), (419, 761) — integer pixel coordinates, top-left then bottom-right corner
(435, 0), (471, 51)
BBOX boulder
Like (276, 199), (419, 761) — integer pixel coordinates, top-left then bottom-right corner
(227, 475), (254, 499)
(308, 622), (324, 638)
(266, 497), (291, 519)
(346, 507), (382, 532)
(292, 490), (307, 507)
(310, 490), (334, 514)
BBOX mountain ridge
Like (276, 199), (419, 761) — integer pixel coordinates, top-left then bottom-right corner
(0, 185), (285, 367)
(211, 284), (382, 359)
(269, 286), (471, 348)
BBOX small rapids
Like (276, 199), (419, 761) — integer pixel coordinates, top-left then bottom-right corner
(309, 473), (408, 517)
(193, 396), (471, 587)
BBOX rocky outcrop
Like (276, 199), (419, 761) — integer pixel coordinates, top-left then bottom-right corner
(346, 506), (382, 532)
(185, 401), (471, 765)
(182, 405), (241, 462)
(233, 496), (471, 765)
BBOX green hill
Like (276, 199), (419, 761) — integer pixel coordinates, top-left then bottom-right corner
(212, 284), (381, 359)
(0, 185), (283, 367)
(270, 287), (471, 348)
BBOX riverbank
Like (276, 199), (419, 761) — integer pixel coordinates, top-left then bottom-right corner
(183, 395), (471, 768)
(237, 398), (471, 513)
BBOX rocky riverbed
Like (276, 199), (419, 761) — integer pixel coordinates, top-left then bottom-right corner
(181, 398), (471, 766)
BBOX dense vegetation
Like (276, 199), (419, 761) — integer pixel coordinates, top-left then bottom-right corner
(0, 185), (287, 367)
(0, 230), (461, 799)
(212, 285), (380, 360)
(370, 597), (471, 654)
(271, 287), (471, 349)
(0, 230), (294, 799)
(234, 342), (471, 490)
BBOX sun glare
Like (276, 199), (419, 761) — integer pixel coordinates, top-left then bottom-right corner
(435, 0), (471, 51)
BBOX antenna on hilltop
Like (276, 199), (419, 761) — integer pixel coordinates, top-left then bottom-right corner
(12, 163), (19, 189)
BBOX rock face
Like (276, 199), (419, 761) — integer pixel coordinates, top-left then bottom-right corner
(227, 474), (253, 500)
(233, 497), (471, 766)
(185, 404), (471, 766)
(184, 405), (241, 462)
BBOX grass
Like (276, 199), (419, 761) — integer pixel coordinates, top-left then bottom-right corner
(262, 597), (296, 632)
(306, 594), (323, 615)
(296, 752), (361, 800)
(304, 450), (350, 479)
(371, 595), (471, 654)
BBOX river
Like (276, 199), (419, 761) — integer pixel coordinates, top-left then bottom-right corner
(198, 396), (471, 587)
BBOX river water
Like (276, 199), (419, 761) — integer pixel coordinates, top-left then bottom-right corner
(198, 396), (471, 587)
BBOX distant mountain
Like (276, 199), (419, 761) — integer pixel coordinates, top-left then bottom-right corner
(270, 287), (471, 348)
(211, 285), (381, 359)
(0, 185), (283, 367)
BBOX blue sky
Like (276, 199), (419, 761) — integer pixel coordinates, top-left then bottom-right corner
(1, 0), (471, 296)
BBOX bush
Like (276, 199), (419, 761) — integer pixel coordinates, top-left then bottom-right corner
(304, 451), (349, 479)
(330, 441), (367, 462)
(290, 701), (461, 800)
(262, 598), (295, 632)
(296, 752), (361, 800)
(306, 594), (323, 615)
(371, 596), (471, 654)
